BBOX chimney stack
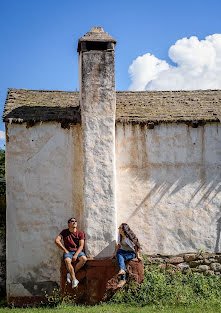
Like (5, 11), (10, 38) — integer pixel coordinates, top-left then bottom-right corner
(78, 27), (117, 258)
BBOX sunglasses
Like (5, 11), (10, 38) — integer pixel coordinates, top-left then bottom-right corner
(68, 219), (77, 223)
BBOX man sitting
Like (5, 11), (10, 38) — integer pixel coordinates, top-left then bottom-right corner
(55, 217), (87, 288)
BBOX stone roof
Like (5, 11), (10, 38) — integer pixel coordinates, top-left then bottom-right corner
(3, 89), (81, 126)
(116, 90), (221, 124)
(3, 89), (221, 126)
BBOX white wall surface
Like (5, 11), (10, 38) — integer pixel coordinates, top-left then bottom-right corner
(80, 50), (117, 258)
(6, 123), (83, 297)
(6, 120), (221, 297)
(116, 123), (221, 254)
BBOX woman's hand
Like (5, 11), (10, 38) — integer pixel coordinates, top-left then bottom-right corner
(136, 255), (142, 262)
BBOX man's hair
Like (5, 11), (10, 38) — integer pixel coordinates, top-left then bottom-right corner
(68, 218), (76, 223)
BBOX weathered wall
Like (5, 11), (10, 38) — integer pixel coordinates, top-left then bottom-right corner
(116, 122), (221, 255)
(79, 50), (117, 258)
(5, 119), (221, 299)
(5, 122), (83, 298)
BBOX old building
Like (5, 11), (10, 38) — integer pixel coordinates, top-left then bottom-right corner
(3, 26), (221, 304)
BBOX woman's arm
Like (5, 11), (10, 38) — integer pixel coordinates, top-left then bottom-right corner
(112, 243), (120, 258)
(135, 246), (141, 261)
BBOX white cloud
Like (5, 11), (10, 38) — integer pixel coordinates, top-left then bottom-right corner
(129, 34), (221, 91)
(0, 131), (5, 140)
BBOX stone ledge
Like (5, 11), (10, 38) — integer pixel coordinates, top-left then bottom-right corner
(145, 253), (221, 276)
(60, 258), (143, 304)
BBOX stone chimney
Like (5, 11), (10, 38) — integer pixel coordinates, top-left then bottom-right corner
(78, 27), (117, 258)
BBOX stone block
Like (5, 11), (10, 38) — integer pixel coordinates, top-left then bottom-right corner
(207, 253), (217, 259)
(200, 253), (210, 259)
(189, 260), (203, 267)
(150, 257), (163, 264)
(210, 263), (221, 272)
(203, 259), (211, 265)
(159, 264), (177, 272)
(206, 270), (215, 276)
(184, 254), (197, 262)
(215, 272), (221, 277)
(60, 258), (143, 304)
(167, 257), (184, 264)
(198, 265), (209, 272)
(177, 262), (190, 270)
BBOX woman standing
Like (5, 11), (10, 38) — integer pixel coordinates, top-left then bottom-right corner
(113, 223), (141, 288)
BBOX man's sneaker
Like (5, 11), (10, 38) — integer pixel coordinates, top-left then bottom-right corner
(72, 279), (79, 288)
(67, 273), (71, 283)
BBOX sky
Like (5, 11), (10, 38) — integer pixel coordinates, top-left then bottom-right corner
(0, 0), (221, 149)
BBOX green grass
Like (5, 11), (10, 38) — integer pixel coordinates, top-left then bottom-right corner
(0, 302), (221, 313)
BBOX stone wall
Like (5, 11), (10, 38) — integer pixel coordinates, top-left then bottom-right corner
(116, 122), (221, 255)
(146, 253), (221, 276)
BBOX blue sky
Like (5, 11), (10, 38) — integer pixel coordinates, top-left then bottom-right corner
(0, 0), (221, 149)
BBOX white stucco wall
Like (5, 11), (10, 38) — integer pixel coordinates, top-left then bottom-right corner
(116, 122), (221, 255)
(5, 122), (83, 297)
(80, 50), (117, 258)
(6, 119), (221, 297)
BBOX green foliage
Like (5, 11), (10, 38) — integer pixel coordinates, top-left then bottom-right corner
(109, 265), (221, 306)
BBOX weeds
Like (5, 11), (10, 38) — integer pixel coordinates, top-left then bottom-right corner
(109, 265), (221, 306)
(42, 288), (75, 307)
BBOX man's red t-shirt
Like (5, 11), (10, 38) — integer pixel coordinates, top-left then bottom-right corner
(60, 229), (85, 252)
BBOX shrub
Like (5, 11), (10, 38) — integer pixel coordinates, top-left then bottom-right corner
(110, 265), (221, 306)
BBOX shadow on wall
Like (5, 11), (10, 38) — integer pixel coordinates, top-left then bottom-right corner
(124, 168), (221, 252)
(94, 240), (116, 259)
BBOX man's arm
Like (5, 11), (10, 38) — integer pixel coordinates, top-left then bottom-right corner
(72, 239), (84, 261)
(55, 234), (69, 254)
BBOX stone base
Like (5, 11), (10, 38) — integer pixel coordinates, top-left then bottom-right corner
(60, 258), (143, 304)
(145, 253), (221, 276)
(7, 296), (45, 307)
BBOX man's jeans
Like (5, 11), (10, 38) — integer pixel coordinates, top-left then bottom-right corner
(116, 249), (136, 280)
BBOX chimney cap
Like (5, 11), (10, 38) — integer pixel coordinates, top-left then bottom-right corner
(77, 26), (117, 52)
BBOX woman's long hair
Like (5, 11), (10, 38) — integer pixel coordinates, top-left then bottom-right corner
(120, 223), (141, 250)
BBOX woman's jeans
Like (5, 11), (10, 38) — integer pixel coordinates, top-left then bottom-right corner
(117, 249), (136, 280)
